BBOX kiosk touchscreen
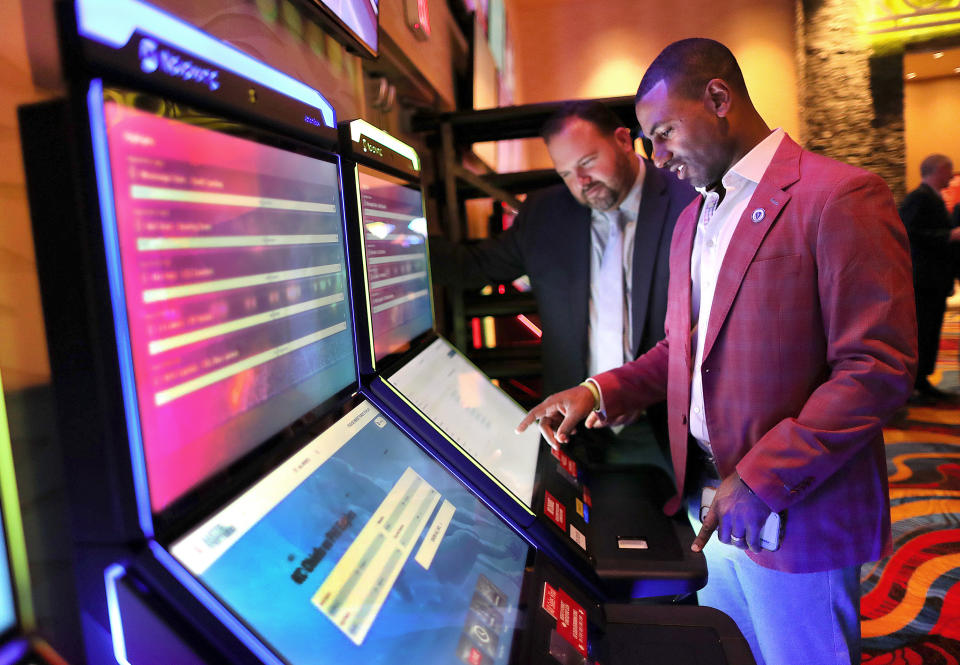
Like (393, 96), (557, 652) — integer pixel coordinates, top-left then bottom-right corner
(167, 399), (755, 665)
(171, 399), (527, 665)
(339, 121), (705, 600)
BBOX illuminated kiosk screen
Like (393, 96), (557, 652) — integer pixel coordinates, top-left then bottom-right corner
(390, 337), (539, 506)
(100, 95), (355, 511)
(357, 167), (432, 361)
(171, 401), (527, 665)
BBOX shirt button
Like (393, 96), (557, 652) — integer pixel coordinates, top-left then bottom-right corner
(693, 407), (701, 414)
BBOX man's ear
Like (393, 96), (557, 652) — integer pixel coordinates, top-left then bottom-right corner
(613, 125), (634, 151)
(703, 78), (732, 118)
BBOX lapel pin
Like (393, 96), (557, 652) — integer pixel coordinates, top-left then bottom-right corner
(751, 208), (766, 223)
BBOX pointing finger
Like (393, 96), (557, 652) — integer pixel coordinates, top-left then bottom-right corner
(516, 404), (545, 433)
(692, 507), (718, 552)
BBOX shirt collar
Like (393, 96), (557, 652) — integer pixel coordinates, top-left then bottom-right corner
(696, 128), (785, 196)
(617, 155), (645, 220)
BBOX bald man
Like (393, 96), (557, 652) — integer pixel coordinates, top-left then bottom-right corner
(518, 38), (916, 665)
(900, 153), (960, 401)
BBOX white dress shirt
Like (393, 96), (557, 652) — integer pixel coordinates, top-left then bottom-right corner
(689, 129), (785, 452)
(587, 156), (645, 377)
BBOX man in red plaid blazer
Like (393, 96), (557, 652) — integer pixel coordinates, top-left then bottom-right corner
(518, 39), (916, 665)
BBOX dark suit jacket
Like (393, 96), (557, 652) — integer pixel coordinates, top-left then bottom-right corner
(900, 183), (954, 292)
(595, 136), (916, 573)
(430, 159), (695, 395)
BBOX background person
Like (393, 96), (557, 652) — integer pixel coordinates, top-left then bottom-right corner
(899, 153), (960, 401)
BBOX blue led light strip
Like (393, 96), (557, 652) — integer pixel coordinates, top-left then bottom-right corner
(103, 563), (131, 665)
(149, 542), (284, 664)
(87, 79), (155, 537)
(76, 0), (336, 127)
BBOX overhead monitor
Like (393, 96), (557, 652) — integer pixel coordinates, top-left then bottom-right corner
(310, 0), (380, 57)
(357, 166), (433, 361)
(171, 400), (527, 665)
(93, 89), (356, 513)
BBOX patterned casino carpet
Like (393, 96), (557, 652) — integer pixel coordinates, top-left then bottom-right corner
(860, 311), (960, 664)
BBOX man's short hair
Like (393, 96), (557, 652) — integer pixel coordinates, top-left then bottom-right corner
(920, 154), (952, 177)
(540, 100), (624, 142)
(635, 38), (749, 105)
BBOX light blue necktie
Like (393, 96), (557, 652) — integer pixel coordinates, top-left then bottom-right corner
(595, 209), (625, 373)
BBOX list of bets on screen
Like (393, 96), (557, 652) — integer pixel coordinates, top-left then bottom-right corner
(357, 169), (433, 360)
(102, 100), (356, 511)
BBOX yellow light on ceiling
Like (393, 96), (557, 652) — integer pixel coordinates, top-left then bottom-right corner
(858, 0), (960, 52)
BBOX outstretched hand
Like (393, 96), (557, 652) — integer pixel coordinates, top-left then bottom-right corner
(693, 473), (773, 554)
(516, 385), (596, 449)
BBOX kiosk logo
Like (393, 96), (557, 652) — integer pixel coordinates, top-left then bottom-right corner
(138, 38), (159, 73)
(137, 38), (221, 91)
(361, 137), (384, 157)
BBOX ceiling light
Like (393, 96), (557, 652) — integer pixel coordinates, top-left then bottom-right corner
(906, 72), (918, 79)
(934, 51), (945, 58)
(955, 67), (960, 74)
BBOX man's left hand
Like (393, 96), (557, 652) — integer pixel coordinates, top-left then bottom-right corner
(693, 473), (773, 554)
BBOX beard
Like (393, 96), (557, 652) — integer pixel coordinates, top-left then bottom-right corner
(581, 181), (619, 210)
(580, 150), (634, 211)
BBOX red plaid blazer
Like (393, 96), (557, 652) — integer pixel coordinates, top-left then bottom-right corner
(594, 136), (917, 573)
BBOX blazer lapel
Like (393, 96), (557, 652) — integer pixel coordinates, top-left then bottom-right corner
(700, 137), (802, 362)
(672, 201), (698, 363)
(666, 198), (699, 511)
(630, 161), (670, 356)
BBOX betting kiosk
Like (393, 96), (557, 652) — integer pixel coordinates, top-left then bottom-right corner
(21, 1), (753, 663)
(338, 120), (705, 600)
(22, 0), (350, 661)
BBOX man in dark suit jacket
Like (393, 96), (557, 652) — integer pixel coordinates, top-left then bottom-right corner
(899, 153), (960, 400)
(431, 101), (694, 461)
(519, 39), (916, 665)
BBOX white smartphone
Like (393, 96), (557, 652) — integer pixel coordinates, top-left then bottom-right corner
(699, 486), (783, 551)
